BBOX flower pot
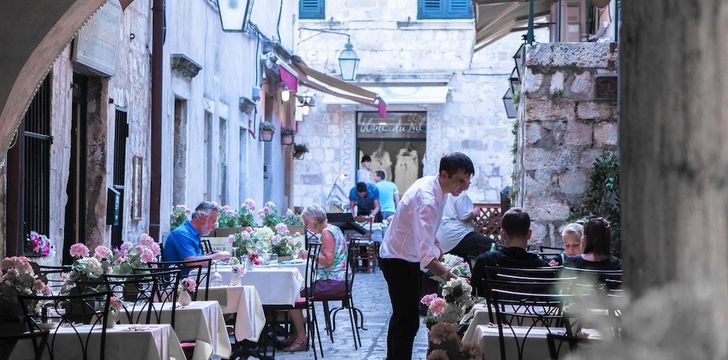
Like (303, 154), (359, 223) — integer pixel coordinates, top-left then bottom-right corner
(293, 152), (305, 160)
(281, 134), (294, 145)
(229, 275), (240, 286)
(278, 255), (293, 262)
(287, 225), (305, 235)
(215, 227), (241, 237)
(260, 130), (274, 142)
(179, 291), (191, 307)
(106, 309), (119, 329)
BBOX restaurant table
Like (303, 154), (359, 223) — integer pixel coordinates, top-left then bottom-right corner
(201, 285), (266, 342)
(198, 265), (304, 306)
(207, 261), (307, 283)
(123, 301), (231, 360)
(11, 324), (186, 360)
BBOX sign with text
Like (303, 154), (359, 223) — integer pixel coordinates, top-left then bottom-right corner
(356, 112), (427, 139)
(72, 0), (121, 76)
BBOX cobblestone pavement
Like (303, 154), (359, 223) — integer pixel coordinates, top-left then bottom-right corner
(273, 270), (429, 360)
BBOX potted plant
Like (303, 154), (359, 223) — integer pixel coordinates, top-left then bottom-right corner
(281, 127), (295, 145)
(293, 143), (309, 160)
(260, 121), (275, 142)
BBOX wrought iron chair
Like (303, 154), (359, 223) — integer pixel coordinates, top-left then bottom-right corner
(36, 265), (72, 294)
(0, 325), (49, 360)
(350, 215), (377, 273)
(146, 258), (212, 300)
(102, 272), (161, 325)
(18, 291), (113, 360)
(200, 239), (214, 255)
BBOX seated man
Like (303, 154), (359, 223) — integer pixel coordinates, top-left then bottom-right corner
(164, 201), (230, 272)
(436, 192), (494, 260)
(472, 207), (548, 282)
(349, 181), (381, 221)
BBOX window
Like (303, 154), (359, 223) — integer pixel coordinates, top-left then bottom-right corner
(418, 0), (473, 19)
(218, 117), (228, 204)
(204, 111), (213, 200)
(299, 0), (324, 19)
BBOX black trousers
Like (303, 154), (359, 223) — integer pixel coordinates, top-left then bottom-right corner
(380, 257), (422, 360)
(447, 231), (495, 260)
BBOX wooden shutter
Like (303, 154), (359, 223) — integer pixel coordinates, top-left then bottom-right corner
(419, 0), (472, 19)
(299, 0), (324, 19)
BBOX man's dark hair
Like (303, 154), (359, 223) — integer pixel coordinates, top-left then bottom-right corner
(375, 170), (386, 179)
(356, 182), (368, 193)
(501, 207), (530, 238)
(361, 155), (371, 163)
(583, 217), (612, 257)
(192, 201), (219, 219)
(439, 152), (475, 177)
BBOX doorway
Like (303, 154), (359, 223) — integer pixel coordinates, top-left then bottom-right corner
(63, 73), (89, 264)
(110, 109), (128, 248)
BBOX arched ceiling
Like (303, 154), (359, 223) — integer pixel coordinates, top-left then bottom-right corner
(0, 0), (108, 158)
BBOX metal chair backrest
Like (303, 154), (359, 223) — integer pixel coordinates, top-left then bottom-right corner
(200, 239), (213, 255)
(18, 291), (113, 360)
(146, 259), (212, 300)
(131, 268), (182, 328)
(102, 273), (157, 325)
(37, 265), (72, 294)
(302, 242), (322, 300)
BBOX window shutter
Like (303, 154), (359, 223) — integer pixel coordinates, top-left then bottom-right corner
(419, 0), (472, 19)
(299, 0), (324, 19)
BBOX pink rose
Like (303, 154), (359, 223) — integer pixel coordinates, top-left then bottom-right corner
(139, 248), (155, 263)
(271, 235), (281, 244)
(429, 298), (448, 316)
(94, 246), (111, 260)
(420, 293), (439, 306)
(275, 223), (289, 235)
(70, 243), (89, 258)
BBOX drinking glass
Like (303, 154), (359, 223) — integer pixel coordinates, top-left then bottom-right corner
(261, 252), (271, 264)
(211, 261), (223, 285)
(270, 254), (279, 264)
(245, 240), (257, 255)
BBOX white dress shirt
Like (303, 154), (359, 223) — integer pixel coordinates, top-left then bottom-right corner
(436, 193), (476, 253)
(379, 176), (445, 271)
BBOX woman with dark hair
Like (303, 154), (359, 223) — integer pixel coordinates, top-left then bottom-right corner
(564, 217), (622, 270)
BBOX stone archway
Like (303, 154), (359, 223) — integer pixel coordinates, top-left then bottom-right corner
(0, 0), (108, 159)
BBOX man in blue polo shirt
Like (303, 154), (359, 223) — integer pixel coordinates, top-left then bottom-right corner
(164, 201), (231, 265)
(349, 181), (380, 220)
(374, 170), (399, 221)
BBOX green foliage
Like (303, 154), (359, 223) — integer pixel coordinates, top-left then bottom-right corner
(260, 121), (275, 131)
(170, 205), (189, 229)
(217, 205), (239, 228)
(568, 152), (621, 257)
(281, 127), (295, 136)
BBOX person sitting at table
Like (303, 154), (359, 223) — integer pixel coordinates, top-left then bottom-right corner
(472, 208), (548, 281)
(283, 203), (348, 352)
(436, 192), (494, 260)
(548, 222), (584, 266)
(564, 217), (622, 270)
(163, 201), (230, 273)
(349, 181), (381, 221)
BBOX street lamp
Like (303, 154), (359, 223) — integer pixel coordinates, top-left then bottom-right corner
(338, 39), (360, 81)
(281, 88), (291, 102)
(509, 66), (521, 95)
(301, 100), (311, 116)
(513, 42), (526, 80)
(502, 88), (517, 119)
(216, 0), (252, 32)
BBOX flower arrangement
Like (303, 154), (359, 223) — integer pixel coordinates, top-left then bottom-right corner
(427, 322), (482, 360)
(281, 127), (295, 136)
(248, 252), (261, 266)
(0, 257), (51, 325)
(170, 205), (190, 229)
(63, 245), (111, 294)
(260, 121), (275, 132)
(421, 278), (474, 328)
(442, 254), (471, 279)
(27, 231), (53, 257)
(217, 205), (239, 228)
(232, 264), (246, 276)
(282, 209), (304, 227)
(229, 228), (253, 256)
(270, 223), (305, 257)
(178, 278), (197, 294)
(253, 226), (275, 244)
(238, 199), (257, 227)
(110, 234), (161, 275)
(260, 201), (282, 228)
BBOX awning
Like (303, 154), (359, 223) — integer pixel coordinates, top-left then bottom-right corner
(474, 0), (551, 52)
(284, 57), (387, 118)
(321, 85), (449, 105)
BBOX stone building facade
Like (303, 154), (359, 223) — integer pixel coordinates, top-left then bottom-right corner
(515, 42), (618, 247)
(292, 0), (545, 208)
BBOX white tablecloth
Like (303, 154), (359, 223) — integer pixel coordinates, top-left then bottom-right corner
(124, 301), (231, 360)
(199, 266), (304, 306)
(202, 285), (266, 342)
(208, 262), (307, 284)
(11, 324), (186, 360)
(470, 324), (573, 359)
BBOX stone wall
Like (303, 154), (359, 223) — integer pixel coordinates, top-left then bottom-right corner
(516, 42), (618, 247)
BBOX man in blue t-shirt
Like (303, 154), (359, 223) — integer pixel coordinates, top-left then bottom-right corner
(164, 201), (231, 267)
(373, 170), (399, 221)
(349, 182), (380, 220)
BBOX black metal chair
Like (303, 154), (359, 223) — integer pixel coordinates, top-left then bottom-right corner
(200, 239), (214, 255)
(0, 328), (49, 360)
(36, 265), (72, 294)
(102, 272), (159, 325)
(315, 235), (364, 349)
(146, 259), (211, 300)
(18, 291), (113, 360)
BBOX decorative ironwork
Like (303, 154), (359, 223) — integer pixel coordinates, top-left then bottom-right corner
(473, 203), (503, 245)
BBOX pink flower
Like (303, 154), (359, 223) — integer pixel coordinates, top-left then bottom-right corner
(241, 232), (251, 241)
(271, 235), (281, 244)
(275, 223), (289, 235)
(120, 242), (134, 253)
(34, 279), (46, 292)
(429, 298), (448, 316)
(287, 238), (296, 246)
(139, 248), (155, 263)
(420, 293), (439, 306)
(6, 268), (19, 278)
(263, 206), (270, 214)
(183, 278), (197, 293)
(243, 199), (257, 210)
(42, 285), (52, 296)
(113, 256), (125, 264)
(148, 242), (161, 257)
(110, 296), (124, 310)
(70, 243), (89, 258)
(232, 265), (246, 276)
(227, 235), (235, 244)
(139, 233), (155, 248)
(94, 246), (111, 260)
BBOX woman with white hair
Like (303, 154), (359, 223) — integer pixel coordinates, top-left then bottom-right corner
(549, 222), (584, 266)
(282, 203), (348, 352)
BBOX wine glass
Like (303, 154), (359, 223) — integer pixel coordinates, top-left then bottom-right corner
(211, 261), (223, 286)
(245, 240), (257, 255)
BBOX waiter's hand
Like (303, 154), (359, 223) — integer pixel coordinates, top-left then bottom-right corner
(472, 207), (482, 217)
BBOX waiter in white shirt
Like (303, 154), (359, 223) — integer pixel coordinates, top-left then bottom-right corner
(379, 152), (475, 360)
(436, 192), (495, 260)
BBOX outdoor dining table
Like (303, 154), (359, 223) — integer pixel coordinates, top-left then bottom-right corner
(200, 264), (305, 306)
(200, 285), (266, 342)
(123, 300), (231, 360)
(11, 324), (186, 360)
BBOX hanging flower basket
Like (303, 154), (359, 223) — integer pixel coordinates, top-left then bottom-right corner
(281, 128), (295, 145)
(293, 143), (308, 160)
(260, 122), (275, 142)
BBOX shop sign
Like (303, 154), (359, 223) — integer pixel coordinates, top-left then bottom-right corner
(72, 0), (122, 77)
(356, 112), (427, 139)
